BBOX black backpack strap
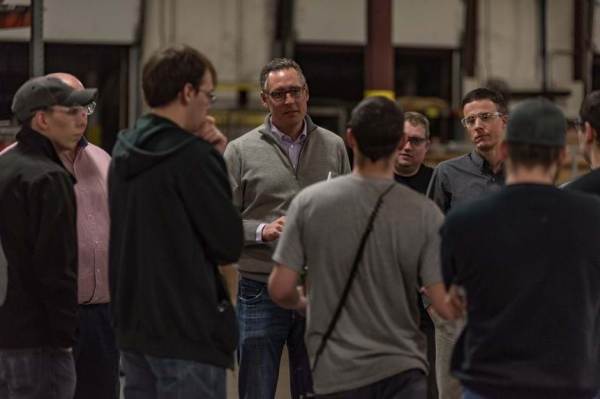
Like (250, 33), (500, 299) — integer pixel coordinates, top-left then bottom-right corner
(311, 183), (396, 372)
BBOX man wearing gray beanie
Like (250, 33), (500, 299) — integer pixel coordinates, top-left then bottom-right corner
(440, 98), (600, 399)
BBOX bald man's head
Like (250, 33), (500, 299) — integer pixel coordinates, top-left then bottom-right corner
(46, 72), (84, 91)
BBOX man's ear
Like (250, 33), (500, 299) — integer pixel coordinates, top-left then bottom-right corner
(180, 83), (195, 105)
(346, 128), (356, 150)
(585, 121), (597, 145)
(32, 111), (48, 130)
(260, 92), (269, 108)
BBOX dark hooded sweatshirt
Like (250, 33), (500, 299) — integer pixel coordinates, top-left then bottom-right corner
(108, 114), (243, 368)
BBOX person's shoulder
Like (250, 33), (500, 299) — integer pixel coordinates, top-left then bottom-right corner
(564, 169), (600, 195)
(84, 142), (111, 162)
(310, 124), (344, 145)
(229, 124), (266, 146)
(445, 189), (499, 225)
(435, 153), (470, 170)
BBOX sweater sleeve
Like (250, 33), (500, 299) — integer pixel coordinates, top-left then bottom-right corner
(181, 147), (243, 264)
(223, 140), (269, 244)
(29, 172), (78, 348)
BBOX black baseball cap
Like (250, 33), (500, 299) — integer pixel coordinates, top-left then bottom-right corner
(11, 76), (98, 122)
(506, 98), (566, 147)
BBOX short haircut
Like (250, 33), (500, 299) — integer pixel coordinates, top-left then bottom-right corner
(404, 111), (430, 139)
(507, 142), (562, 170)
(259, 58), (306, 92)
(142, 45), (216, 108)
(348, 96), (404, 162)
(580, 90), (600, 134)
(462, 87), (508, 115)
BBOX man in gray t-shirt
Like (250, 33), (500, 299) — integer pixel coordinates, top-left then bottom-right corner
(268, 97), (459, 398)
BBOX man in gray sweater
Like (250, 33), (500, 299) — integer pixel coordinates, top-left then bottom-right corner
(224, 58), (350, 399)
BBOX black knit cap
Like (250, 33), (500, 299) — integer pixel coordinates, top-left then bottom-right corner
(506, 98), (566, 147)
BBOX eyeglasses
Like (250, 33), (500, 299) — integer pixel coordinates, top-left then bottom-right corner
(461, 112), (503, 128)
(265, 86), (305, 103)
(199, 89), (217, 104)
(405, 136), (428, 146)
(46, 101), (96, 116)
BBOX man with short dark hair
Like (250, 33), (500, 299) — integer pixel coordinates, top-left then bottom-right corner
(0, 75), (97, 398)
(427, 88), (507, 212)
(565, 90), (600, 194)
(441, 98), (600, 399)
(395, 111), (433, 193)
(224, 58), (350, 399)
(394, 111), (438, 399)
(426, 87), (508, 399)
(109, 45), (243, 399)
(268, 96), (459, 398)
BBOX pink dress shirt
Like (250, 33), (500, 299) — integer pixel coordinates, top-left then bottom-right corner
(59, 142), (111, 304)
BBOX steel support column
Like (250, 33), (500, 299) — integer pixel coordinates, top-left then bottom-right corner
(364, 0), (394, 100)
(30, 0), (43, 77)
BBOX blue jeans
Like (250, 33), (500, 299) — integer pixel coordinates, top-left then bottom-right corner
(73, 304), (120, 399)
(0, 347), (76, 399)
(237, 277), (313, 399)
(121, 351), (225, 399)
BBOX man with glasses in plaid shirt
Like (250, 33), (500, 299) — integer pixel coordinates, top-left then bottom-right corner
(426, 87), (508, 399)
(224, 58), (350, 399)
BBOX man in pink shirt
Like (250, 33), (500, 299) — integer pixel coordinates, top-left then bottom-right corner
(1, 72), (117, 399)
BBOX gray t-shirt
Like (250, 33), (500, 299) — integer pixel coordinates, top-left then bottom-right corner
(273, 174), (444, 394)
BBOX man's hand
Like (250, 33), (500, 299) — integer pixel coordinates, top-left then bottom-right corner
(262, 216), (285, 242)
(195, 115), (227, 154)
(295, 285), (308, 316)
(447, 284), (467, 318)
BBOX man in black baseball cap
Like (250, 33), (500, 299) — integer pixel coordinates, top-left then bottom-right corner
(440, 98), (600, 399)
(0, 75), (96, 398)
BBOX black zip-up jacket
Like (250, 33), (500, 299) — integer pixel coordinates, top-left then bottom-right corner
(0, 126), (78, 349)
(109, 114), (243, 368)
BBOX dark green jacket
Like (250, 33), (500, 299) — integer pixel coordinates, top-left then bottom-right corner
(109, 114), (242, 368)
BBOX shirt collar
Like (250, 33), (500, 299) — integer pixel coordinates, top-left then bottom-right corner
(269, 117), (307, 144)
(470, 150), (504, 177)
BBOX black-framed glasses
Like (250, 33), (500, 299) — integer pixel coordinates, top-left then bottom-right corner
(265, 85), (305, 103)
(461, 112), (503, 128)
(199, 89), (217, 104)
(406, 136), (428, 146)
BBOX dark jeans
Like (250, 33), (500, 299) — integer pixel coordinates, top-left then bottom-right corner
(73, 303), (119, 399)
(0, 347), (76, 399)
(237, 277), (313, 399)
(317, 369), (426, 399)
(420, 306), (437, 399)
(463, 386), (600, 399)
(121, 351), (225, 399)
